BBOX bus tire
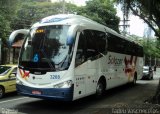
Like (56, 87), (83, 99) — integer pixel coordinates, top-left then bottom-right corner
(0, 86), (5, 98)
(96, 78), (106, 97)
(132, 74), (137, 86)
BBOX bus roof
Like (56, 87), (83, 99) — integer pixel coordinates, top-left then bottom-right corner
(31, 14), (139, 45)
(32, 14), (117, 34)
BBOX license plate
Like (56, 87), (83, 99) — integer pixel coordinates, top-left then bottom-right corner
(32, 90), (41, 95)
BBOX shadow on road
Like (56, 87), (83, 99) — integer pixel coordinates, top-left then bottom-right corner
(15, 83), (146, 114)
(2, 92), (17, 99)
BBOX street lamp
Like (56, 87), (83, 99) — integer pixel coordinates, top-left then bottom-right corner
(0, 38), (1, 64)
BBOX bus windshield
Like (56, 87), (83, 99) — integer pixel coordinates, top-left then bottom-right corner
(19, 25), (74, 72)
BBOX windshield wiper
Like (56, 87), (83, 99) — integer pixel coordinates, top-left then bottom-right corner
(41, 49), (55, 71)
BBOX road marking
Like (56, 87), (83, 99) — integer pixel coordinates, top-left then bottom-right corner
(0, 97), (29, 104)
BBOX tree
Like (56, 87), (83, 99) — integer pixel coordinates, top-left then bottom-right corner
(11, 0), (120, 33)
(0, 0), (19, 43)
(11, 1), (79, 29)
(78, 0), (120, 32)
(115, 0), (160, 39)
(142, 40), (160, 58)
(0, 0), (19, 64)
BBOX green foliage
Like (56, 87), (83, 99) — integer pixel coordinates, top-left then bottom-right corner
(11, 0), (120, 32)
(0, 0), (19, 44)
(78, 0), (120, 32)
(0, 0), (123, 46)
(129, 35), (160, 58)
(11, 1), (79, 29)
(114, 0), (160, 39)
(145, 40), (160, 58)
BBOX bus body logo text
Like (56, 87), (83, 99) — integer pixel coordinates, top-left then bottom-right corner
(108, 55), (123, 65)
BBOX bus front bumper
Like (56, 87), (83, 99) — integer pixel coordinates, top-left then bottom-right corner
(16, 84), (74, 101)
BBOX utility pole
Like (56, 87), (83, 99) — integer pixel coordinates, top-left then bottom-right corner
(146, 26), (152, 66)
(119, 0), (130, 36)
(0, 38), (1, 64)
(62, 0), (65, 14)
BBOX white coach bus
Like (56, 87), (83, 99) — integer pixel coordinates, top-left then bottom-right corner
(9, 14), (143, 101)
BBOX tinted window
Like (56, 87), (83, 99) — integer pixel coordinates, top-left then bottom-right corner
(84, 30), (107, 60)
(75, 30), (107, 67)
(107, 32), (143, 57)
(75, 32), (87, 67)
(0, 66), (11, 76)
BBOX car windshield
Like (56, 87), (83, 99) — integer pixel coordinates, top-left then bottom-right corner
(19, 25), (75, 72)
(0, 66), (11, 76)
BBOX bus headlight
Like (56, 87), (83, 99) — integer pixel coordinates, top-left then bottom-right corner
(53, 80), (73, 88)
(16, 79), (23, 85)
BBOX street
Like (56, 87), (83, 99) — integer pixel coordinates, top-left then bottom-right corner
(0, 69), (160, 114)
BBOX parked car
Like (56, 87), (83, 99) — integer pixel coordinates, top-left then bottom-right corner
(142, 66), (153, 80)
(0, 64), (17, 98)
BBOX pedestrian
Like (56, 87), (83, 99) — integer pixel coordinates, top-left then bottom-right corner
(154, 65), (157, 74)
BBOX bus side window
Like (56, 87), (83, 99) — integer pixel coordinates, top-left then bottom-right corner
(75, 32), (87, 67)
(85, 30), (107, 60)
(97, 31), (108, 54)
(85, 30), (98, 60)
(107, 33), (116, 52)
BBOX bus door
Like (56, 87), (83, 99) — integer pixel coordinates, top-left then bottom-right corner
(74, 32), (87, 99)
(86, 59), (97, 95)
(84, 30), (108, 94)
(75, 59), (97, 97)
(74, 30), (98, 98)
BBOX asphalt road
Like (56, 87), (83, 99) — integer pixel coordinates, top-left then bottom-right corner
(0, 70), (160, 114)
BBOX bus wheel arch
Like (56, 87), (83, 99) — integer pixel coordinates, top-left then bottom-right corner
(96, 76), (106, 97)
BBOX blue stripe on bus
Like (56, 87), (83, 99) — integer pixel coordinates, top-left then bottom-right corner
(16, 84), (74, 101)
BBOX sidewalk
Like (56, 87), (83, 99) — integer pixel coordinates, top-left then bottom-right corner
(153, 68), (160, 79)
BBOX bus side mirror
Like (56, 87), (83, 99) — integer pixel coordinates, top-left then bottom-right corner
(67, 36), (74, 45)
(8, 29), (29, 46)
